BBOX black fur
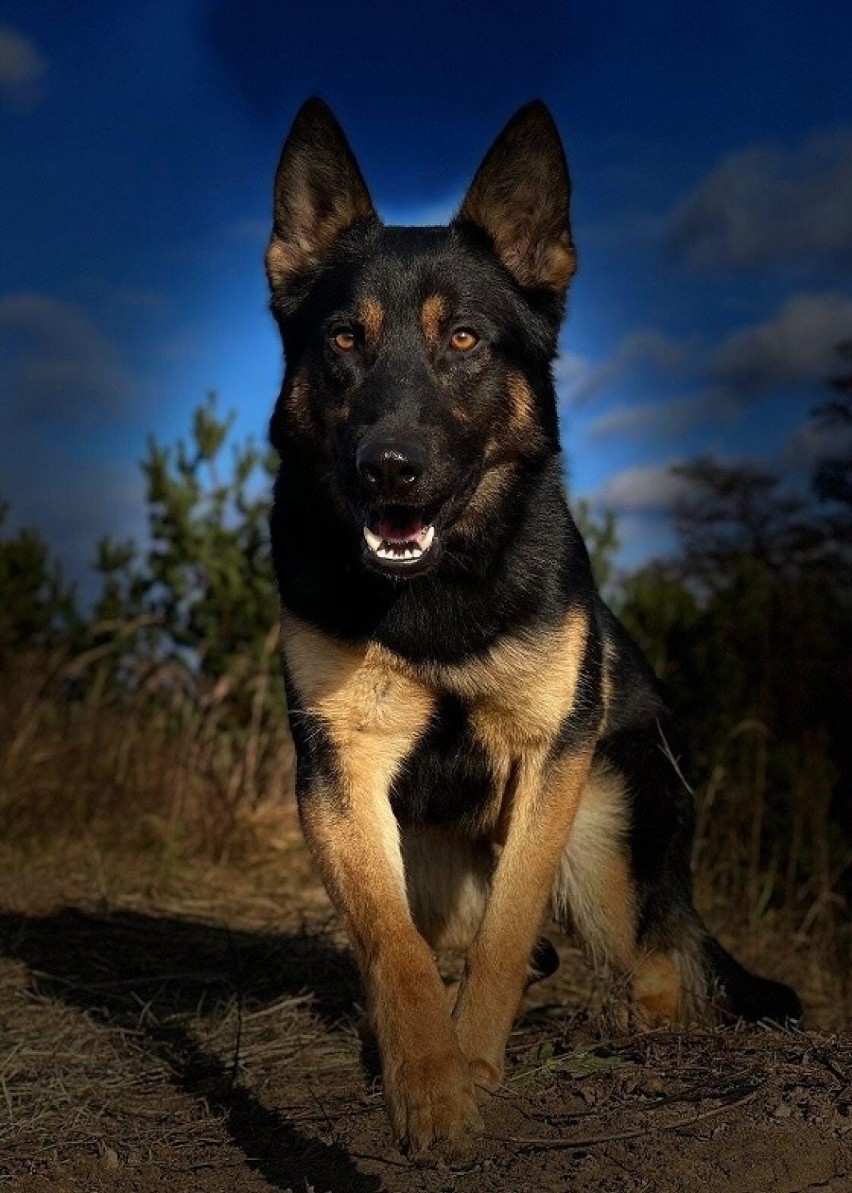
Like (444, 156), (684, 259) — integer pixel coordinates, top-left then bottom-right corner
(267, 98), (801, 1027)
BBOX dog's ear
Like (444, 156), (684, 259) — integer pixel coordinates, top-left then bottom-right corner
(266, 98), (376, 291)
(455, 101), (576, 294)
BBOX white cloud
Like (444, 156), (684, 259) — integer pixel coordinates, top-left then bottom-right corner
(0, 292), (132, 426)
(588, 390), (736, 441)
(666, 130), (852, 270)
(710, 292), (852, 394)
(0, 25), (46, 111)
(592, 460), (692, 514)
(554, 349), (595, 402)
(568, 329), (696, 405)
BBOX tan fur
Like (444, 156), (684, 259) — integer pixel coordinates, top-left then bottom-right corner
(359, 297), (384, 352)
(281, 612), (435, 821)
(535, 235), (577, 291)
(413, 609), (592, 842)
(420, 294), (448, 348)
(265, 236), (303, 291)
(301, 791), (480, 1149)
(452, 462), (517, 539)
(437, 607), (589, 752)
(631, 952), (681, 1023)
(285, 613), (481, 1148)
(552, 762), (637, 970)
(506, 370), (536, 431)
(670, 937), (710, 1022)
(266, 182), (374, 289)
(402, 828), (493, 951)
(452, 745), (596, 1087)
(281, 374), (317, 441)
(458, 186), (576, 292)
(600, 636), (615, 732)
(300, 780), (407, 949)
(555, 763), (709, 1026)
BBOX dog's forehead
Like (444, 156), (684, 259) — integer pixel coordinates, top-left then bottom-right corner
(348, 225), (492, 316)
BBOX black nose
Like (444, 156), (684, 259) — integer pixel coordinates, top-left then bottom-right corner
(356, 439), (427, 500)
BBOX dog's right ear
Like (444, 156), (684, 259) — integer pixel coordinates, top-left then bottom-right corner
(266, 98), (376, 292)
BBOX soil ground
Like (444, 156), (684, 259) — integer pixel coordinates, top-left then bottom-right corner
(1, 811), (850, 1193)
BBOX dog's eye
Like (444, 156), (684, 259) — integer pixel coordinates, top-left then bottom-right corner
(449, 329), (479, 352)
(331, 328), (356, 352)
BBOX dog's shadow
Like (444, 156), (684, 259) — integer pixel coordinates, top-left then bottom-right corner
(0, 906), (382, 1191)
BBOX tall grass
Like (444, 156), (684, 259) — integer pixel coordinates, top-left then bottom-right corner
(691, 719), (851, 1023)
(1, 617), (848, 1026)
(0, 618), (295, 861)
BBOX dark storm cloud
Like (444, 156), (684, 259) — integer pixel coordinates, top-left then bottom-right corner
(709, 293), (852, 394)
(665, 131), (852, 271)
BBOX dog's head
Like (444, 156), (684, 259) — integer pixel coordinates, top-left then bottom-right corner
(267, 99), (575, 579)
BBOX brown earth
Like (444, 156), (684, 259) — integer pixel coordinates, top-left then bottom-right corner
(0, 814), (850, 1193)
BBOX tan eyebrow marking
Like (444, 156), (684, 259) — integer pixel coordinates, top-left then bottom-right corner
(421, 294), (449, 348)
(359, 298), (384, 351)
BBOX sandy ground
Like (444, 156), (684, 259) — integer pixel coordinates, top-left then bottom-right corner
(0, 823), (849, 1193)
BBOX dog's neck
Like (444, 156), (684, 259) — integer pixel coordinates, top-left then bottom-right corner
(270, 451), (595, 664)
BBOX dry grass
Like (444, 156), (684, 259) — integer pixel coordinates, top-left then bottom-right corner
(0, 628), (849, 1037)
(690, 719), (851, 1029)
(0, 627), (295, 862)
(0, 626), (847, 1070)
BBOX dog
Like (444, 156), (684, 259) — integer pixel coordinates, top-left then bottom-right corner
(264, 98), (801, 1154)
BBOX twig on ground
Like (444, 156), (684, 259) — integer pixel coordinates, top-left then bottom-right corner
(486, 1084), (761, 1151)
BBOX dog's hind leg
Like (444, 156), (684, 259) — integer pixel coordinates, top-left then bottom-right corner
(553, 733), (801, 1026)
(552, 755), (716, 1025)
(549, 759), (689, 1024)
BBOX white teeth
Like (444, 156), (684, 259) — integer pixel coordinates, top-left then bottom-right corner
(362, 523), (437, 563)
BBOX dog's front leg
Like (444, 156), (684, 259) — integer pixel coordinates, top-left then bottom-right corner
(299, 785), (482, 1153)
(452, 748), (595, 1088)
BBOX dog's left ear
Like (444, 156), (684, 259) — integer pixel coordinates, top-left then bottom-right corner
(266, 97), (377, 291)
(455, 101), (576, 294)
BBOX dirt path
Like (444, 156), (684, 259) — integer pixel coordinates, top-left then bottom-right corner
(0, 837), (849, 1192)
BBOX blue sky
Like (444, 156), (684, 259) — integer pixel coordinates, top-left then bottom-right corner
(2, 0), (851, 593)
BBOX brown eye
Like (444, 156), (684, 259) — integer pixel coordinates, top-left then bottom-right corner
(449, 328), (479, 352)
(332, 328), (356, 351)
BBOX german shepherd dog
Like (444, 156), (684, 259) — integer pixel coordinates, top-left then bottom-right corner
(265, 99), (800, 1154)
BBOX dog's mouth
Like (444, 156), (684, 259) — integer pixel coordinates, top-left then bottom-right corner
(362, 507), (437, 567)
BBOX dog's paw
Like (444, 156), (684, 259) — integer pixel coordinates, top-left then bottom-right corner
(384, 1047), (483, 1158)
(467, 1054), (504, 1092)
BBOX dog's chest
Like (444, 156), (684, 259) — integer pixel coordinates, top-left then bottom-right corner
(282, 609), (589, 833)
(392, 612), (589, 832)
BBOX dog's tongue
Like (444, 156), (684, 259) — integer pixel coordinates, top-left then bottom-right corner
(375, 514), (425, 544)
